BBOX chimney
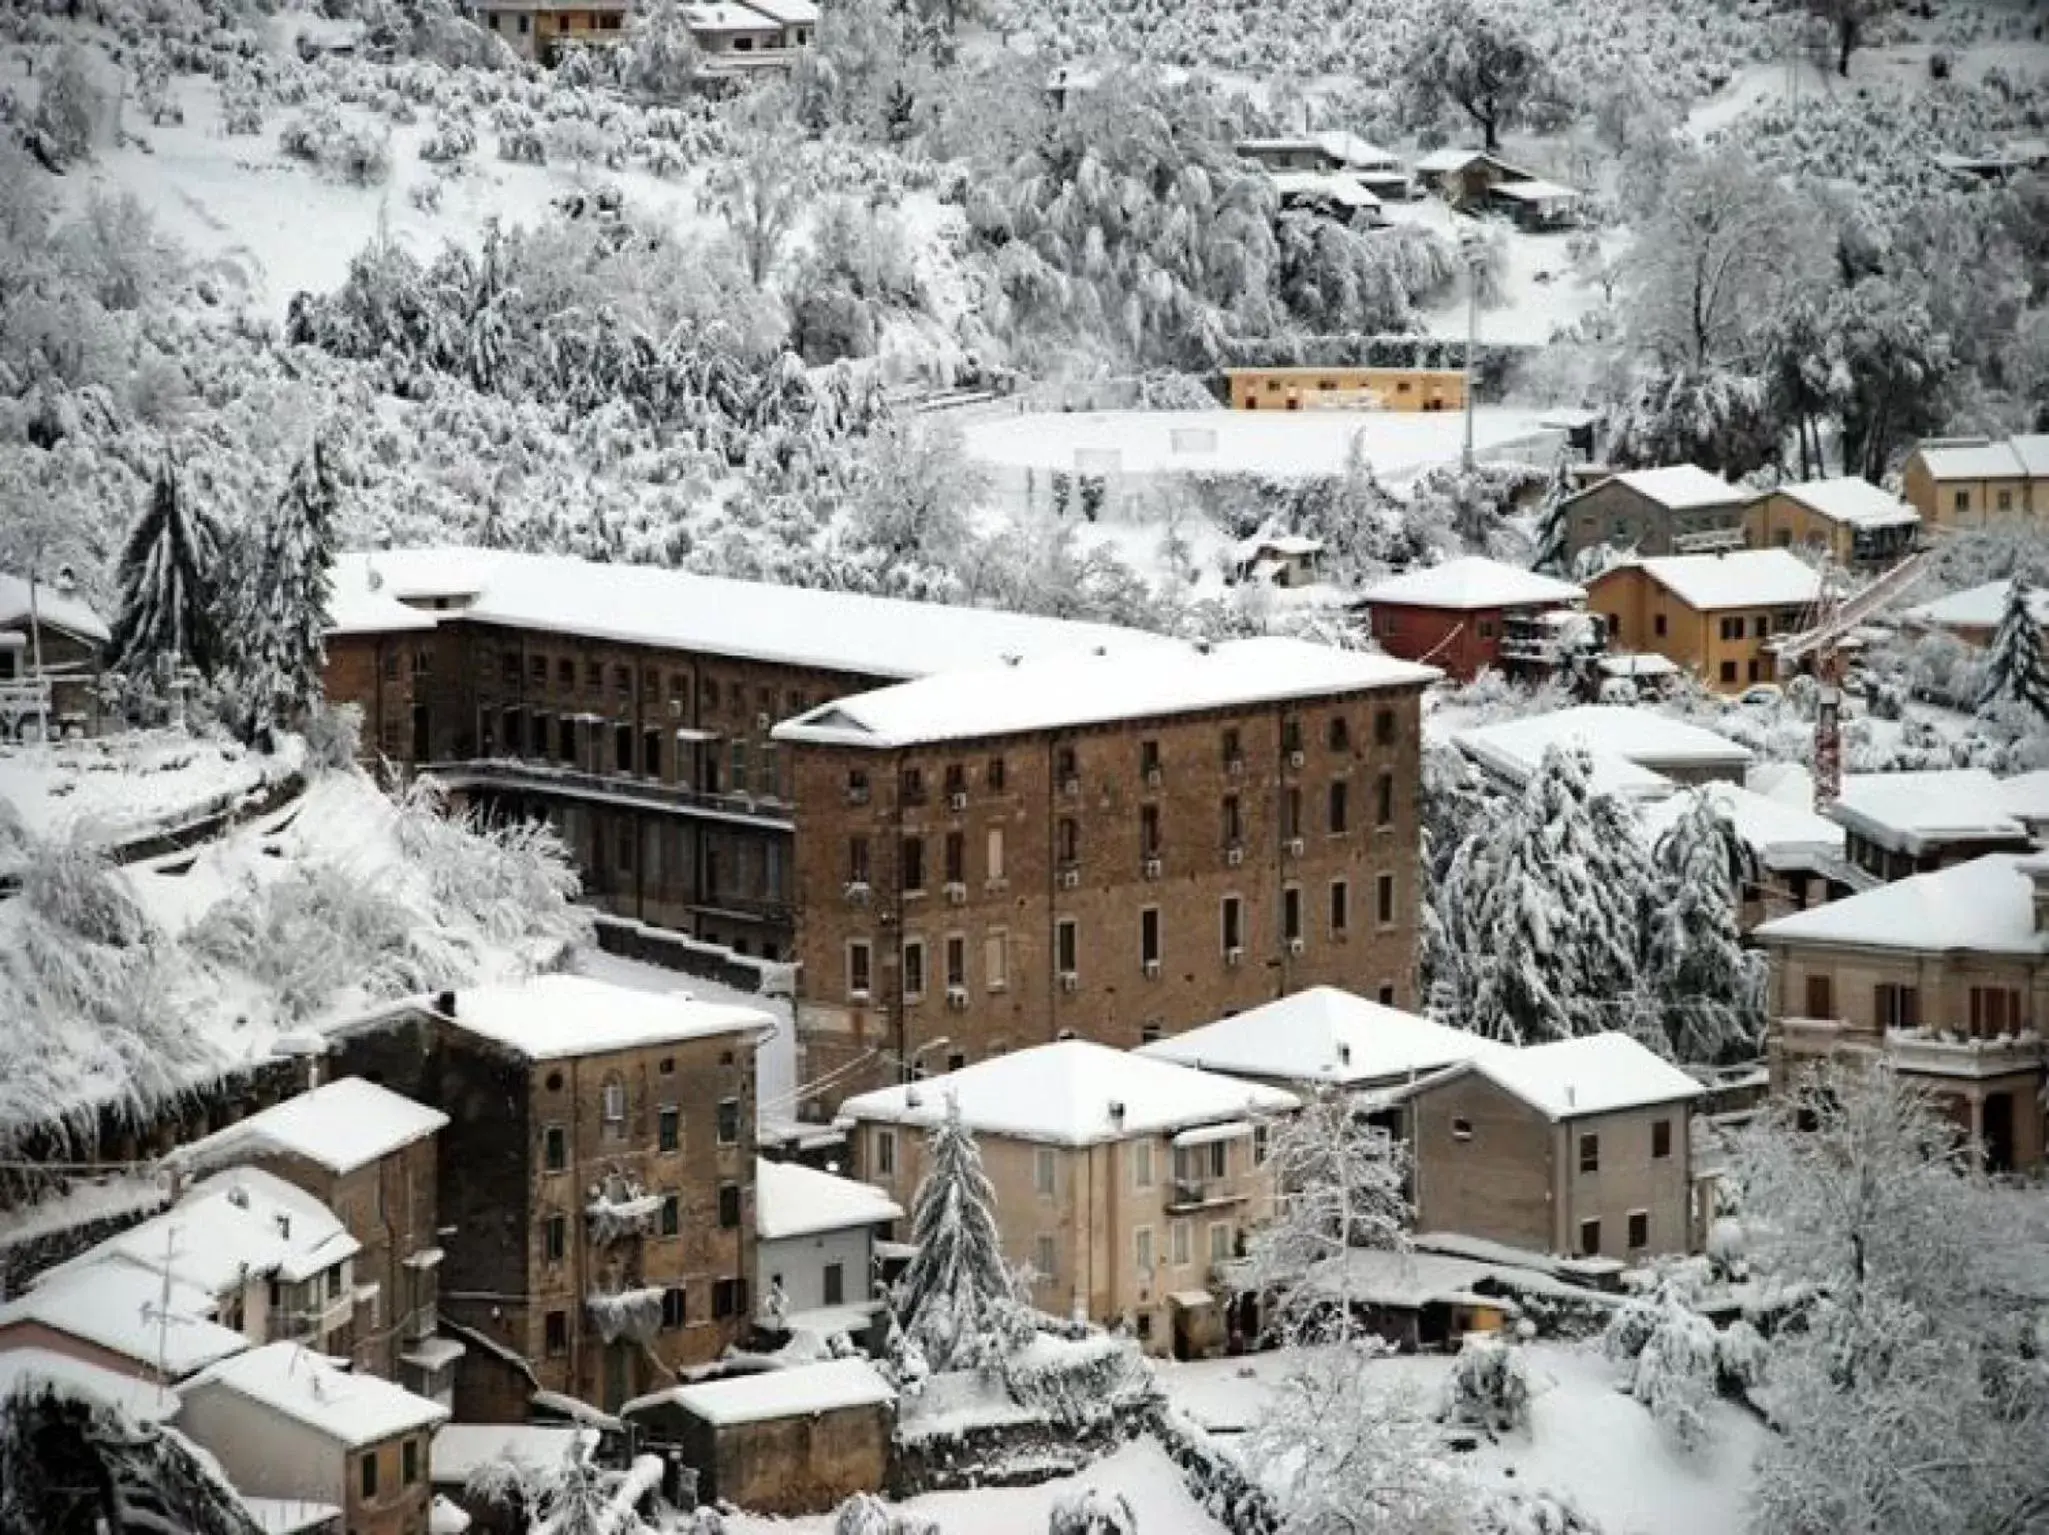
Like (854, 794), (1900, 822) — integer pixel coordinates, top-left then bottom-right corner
(1337, 1042), (1352, 1067)
(274, 1213), (291, 1240)
(435, 989), (457, 1020)
(1108, 1100), (1126, 1125)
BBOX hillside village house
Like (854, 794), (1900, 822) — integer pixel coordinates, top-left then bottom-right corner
(1355, 556), (1587, 683)
(1451, 705), (1754, 795)
(1756, 852), (2049, 1174)
(1223, 365), (1466, 413)
(0, 1259), (249, 1383)
(771, 636), (1438, 1111)
(1230, 531), (1324, 589)
(469, 0), (817, 64)
(0, 571), (108, 737)
(1558, 466), (1749, 562)
(1236, 132), (1415, 199)
(1828, 769), (2039, 884)
(322, 546), (1152, 961)
(839, 1041), (1298, 1359)
(174, 1077), (460, 1402)
(1901, 434), (2049, 528)
(1744, 477), (1921, 569)
(1587, 549), (1823, 693)
(329, 974), (773, 1419)
(755, 1157), (903, 1348)
(176, 1342), (447, 1535)
(1904, 577), (2049, 647)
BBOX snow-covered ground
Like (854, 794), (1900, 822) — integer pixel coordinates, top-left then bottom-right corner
(0, 731), (302, 846)
(1379, 199), (1621, 348)
(726, 1436), (1229, 1535)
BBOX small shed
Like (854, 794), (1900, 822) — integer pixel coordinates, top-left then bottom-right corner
(1230, 532), (1325, 588)
(622, 1359), (896, 1516)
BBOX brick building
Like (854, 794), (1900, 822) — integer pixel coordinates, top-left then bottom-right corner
(322, 548), (1151, 961)
(772, 636), (1438, 1113)
(331, 974), (775, 1419)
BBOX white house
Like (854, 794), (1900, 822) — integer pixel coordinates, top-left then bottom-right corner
(755, 1158), (903, 1343)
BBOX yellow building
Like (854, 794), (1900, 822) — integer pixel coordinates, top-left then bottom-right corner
(1744, 477), (1920, 569)
(1586, 549), (1823, 693)
(472, 0), (628, 58)
(1223, 366), (1467, 413)
(1901, 435), (2049, 529)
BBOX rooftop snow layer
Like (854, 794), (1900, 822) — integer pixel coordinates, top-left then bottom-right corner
(731, 0), (817, 22)
(1138, 987), (1503, 1086)
(185, 1341), (448, 1448)
(0, 1348), (181, 1423)
(62, 1168), (360, 1295)
(446, 974), (773, 1060)
(839, 1040), (1299, 1145)
(772, 636), (1438, 751)
(684, 2), (779, 31)
(330, 548), (1160, 684)
(0, 573), (112, 644)
(1464, 1034), (1704, 1119)
(1608, 465), (1743, 510)
(1356, 556), (1584, 612)
(431, 1424), (598, 1485)
(177, 1077), (447, 1177)
(1755, 853), (2047, 955)
(1639, 783), (1844, 871)
(0, 1259), (248, 1377)
(1628, 549), (1823, 611)
(1915, 436), (2049, 480)
(756, 1157), (902, 1242)
(1269, 170), (1382, 208)
(1453, 706), (1749, 794)
(1905, 578), (2049, 631)
(629, 1358), (895, 1426)
(1993, 770), (2049, 827)
(1771, 477), (1920, 529)
(1829, 769), (2026, 853)
(1489, 178), (1581, 201)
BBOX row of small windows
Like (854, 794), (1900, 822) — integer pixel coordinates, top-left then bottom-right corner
(499, 653), (812, 721)
(539, 1278), (750, 1354)
(540, 1183), (745, 1259)
(539, 1097), (740, 1167)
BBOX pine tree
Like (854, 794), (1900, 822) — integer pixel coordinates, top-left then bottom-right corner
(892, 1098), (1027, 1371)
(107, 459), (222, 679)
(1642, 792), (1763, 1064)
(1530, 459), (1574, 577)
(1976, 577), (2049, 718)
(231, 436), (340, 732)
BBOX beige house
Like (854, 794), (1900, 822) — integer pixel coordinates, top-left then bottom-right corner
(1559, 466), (1748, 562)
(1745, 477), (1920, 568)
(1901, 435), (2049, 529)
(1587, 550), (1823, 693)
(1756, 852), (2048, 1174)
(1904, 577), (2049, 648)
(1223, 366), (1467, 413)
(839, 1041), (1297, 1358)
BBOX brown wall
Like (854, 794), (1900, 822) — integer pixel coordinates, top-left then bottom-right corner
(0, 619), (103, 732)
(347, 1431), (434, 1535)
(1563, 481), (1746, 561)
(1365, 601), (1554, 682)
(704, 1405), (892, 1515)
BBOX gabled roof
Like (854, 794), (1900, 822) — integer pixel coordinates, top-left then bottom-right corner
(1, 1259), (248, 1377)
(0, 1347), (181, 1423)
(1829, 769), (2027, 855)
(1606, 465), (1745, 510)
(178, 1078), (446, 1177)
(1616, 549), (1822, 611)
(1415, 147), (1522, 175)
(184, 1342), (448, 1449)
(1136, 987), (1504, 1087)
(1439, 1033), (1703, 1120)
(837, 1040), (1298, 1146)
(1912, 436), (2042, 480)
(63, 1169), (360, 1295)
(1905, 578), (2049, 632)
(772, 636), (1438, 752)
(1770, 477), (1921, 529)
(0, 573), (111, 645)
(631, 1358), (895, 1427)
(1755, 853), (2047, 955)
(1357, 555), (1584, 612)
(756, 1157), (902, 1241)
(446, 974), (774, 1061)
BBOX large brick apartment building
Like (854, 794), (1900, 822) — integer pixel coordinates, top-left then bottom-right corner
(773, 637), (1439, 1112)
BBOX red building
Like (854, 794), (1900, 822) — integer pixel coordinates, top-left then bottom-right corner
(1356, 556), (1586, 682)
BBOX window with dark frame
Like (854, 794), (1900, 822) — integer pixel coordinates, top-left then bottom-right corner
(1141, 908), (1161, 968)
(1328, 780), (1349, 833)
(945, 831), (965, 884)
(1283, 886), (1302, 943)
(1578, 1219), (1601, 1257)
(716, 1098), (740, 1145)
(1578, 1132), (1599, 1173)
(1330, 880), (1349, 934)
(1327, 717), (1349, 751)
(1628, 1211), (1649, 1250)
(543, 1125), (566, 1172)
(544, 1214), (565, 1262)
(661, 1288), (686, 1330)
(1652, 1119), (1672, 1159)
(1376, 872), (1395, 925)
(1374, 708), (1395, 745)
(361, 1452), (378, 1500)
(1376, 772), (1394, 826)
(718, 1182), (741, 1228)
(902, 835), (926, 892)
(661, 1195), (680, 1236)
(659, 1106), (680, 1153)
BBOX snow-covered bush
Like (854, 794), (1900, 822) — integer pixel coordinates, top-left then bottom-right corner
(418, 113), (476, 162)
(1442, 1332), (1532, 1435)
(830, 1492), (939, 1535)
(1048, 1486), (1138, 1535)
(1475, 1490), (1605, 1535)
(280, 106), (391, 184)
(1603, 1284), (1720, 1451)
(32, 44), (103, 166)
(1003, 1333), (1154, 1428)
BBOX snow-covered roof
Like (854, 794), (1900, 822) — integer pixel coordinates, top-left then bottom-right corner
(1238, 133), (1401, 170)
(1624, 549), (1823, 611)
(65, 1168), (360, 1295)
(0, 1347), (181, 1422)
(1829, 770), (2028, 854)
(1236, 531), (1324, 560)
(685, 2), (780, 32)
(1755, 853), (2047, 955)
(431, 1424), (598, 1485)
(1488, 178), (1581, 202)
(328, 573), (438, 637)
(838, 1040), (1299, 1146)
(331, 548), (1158, 685)
(1453, 1034), (1704, 1120)
(773, 637), (1437, 752)
(1993, 770), (2049, 828)
(1913, 436), (2039, 480)
(1453, 706), (1749, 795)
(0, 573), (112, 644)
(1269, 170), (1382, 210)
(1770, 477), (1920, 529)
(1, 1259), (248, 1377)
(177, 1077), (446, 1177)
(241, 1499), (347, 1535)
(1639, 783), (1843, 872)
(733, 0), (817, 23)
(1414, 147), (1495, 173)
(1603, 465), (1745, 511)
(1137, 987), (1504, 1086)
(1904, 579), (2049, 632)
(445, 974), (773, 1061)
(1357, 556), (1584, 612)
(756, 1157), (903, 1241)
(183, 1342), (448, 1449)
(630, 1358), (895, 1427)
(1597, 652), (1680, 678)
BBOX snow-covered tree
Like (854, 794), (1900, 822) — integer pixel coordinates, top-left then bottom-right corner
(1530, 461), (1575, 577)
(1976, 578), (2049, 719)
(1603, 1284), (1719, 1450)
(1049, 1486), (1138, 1535)
(1808, 0), (1893, 76)
(1397, 0), (1549, 151)
(892, 1099), (1029, 1370)
(710, 112), (808, 288)
(227, 436), (340, 734)
(108, 459), (222, 680)
(1244, 1089), (1408, 1343)
(844, 421), (985, 574)
(1822, 276), (1954, 482)
(1442, 1331), (1532, 1436)
(618, 0), (701, 99)
(32, 45), (102, 168)
(1641, 792), (1764, 1064)
(830, 1492), (939, 1535)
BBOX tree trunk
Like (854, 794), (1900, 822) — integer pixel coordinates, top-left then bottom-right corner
(1481, 109), (1499, 152)
(1837, 19), (1856, 76)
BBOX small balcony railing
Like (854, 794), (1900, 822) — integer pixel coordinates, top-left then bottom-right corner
(422, 759), (794, 828)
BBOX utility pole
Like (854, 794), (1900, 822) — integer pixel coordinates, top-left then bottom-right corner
(1461, 233), (1481, 471)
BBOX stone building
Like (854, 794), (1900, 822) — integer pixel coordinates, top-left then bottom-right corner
(772, 636), (1438, 1111)
(1557, 466), (1748, 563)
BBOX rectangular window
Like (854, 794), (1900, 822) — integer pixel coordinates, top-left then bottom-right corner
(1222, 895), (1243, 952)
(643, 730), (662, 779)
(1752, 614), (1769, 638)
(1141, 804), (1161, 857)
(944, 762), (967, 800)
(1804, 973), (1833, 1018)
(902, 836), (926, 893)
(1221, 728), (1241, 767)
(1327, 716), (1350, 751)
(1579, 1219), (1602, 1258)
(614, 723), (634, 775)
(1374, 708), (1396, 746)
(1035, 1147), (1058, 1196)
(718, 1182), (741, 1229)
(1208, 1223), (1233, 1263)
(1058, 817), (1080, 864)
(1222, 794), (1242, 844)
(1330, 879), (1349, 934)
(945, 831), (965, 885)
(717, 1098), (740, 1145)
(1132, 1139), (1154, 1190)
(602, 1080), (625, 1127)
(545, 1214), (565, 1262)
(543, 1125), (566, 1172)
(875, 1128), (896, 1177)
(1141, 908), (1161, 969)
(1875, 982), (1920, 1031)
(1654, 613), (1668, 637)
(1282, 786), (1302, 839)
(1628, 1211), (1650, 1250)
(585, 660), (602, 688)
(545, 1309), (567, 1354)
(1140, 739), (1161, 778)
(660, 1195), (680, 1236)
(986, 827), (1005, 882)
(848, 941), (872, 999)
(1376, 873), (1396, 926)
(1719, 660), (1739, 683)
(1719, 616), (1741, 641)
(558, 716), (576, 764)
(902, 939), (927, 1000)
(849, 836), (870, 884)
(713, 1278), (749, 1319)
(1135, 1226), (1154, 1275)
(1056, 745), (1078, 785)
(945, 934), (967, 990)
(1955, 489), (1970, 512)
(823, 1261), (845, 1306)
(985, 930), (1008, 992)
(661, 1287), (686, 1330)
(1283, 886), (1302, 943)
(1057, 919), (1078, 977)
(402, 1438), (419, 1486)
(1328, 780), (1349, 833)
(846, 767), (869, 803)
(1282, 718), (1303, 755)
(361, 1451), (378, 1500)
(1579, 1132), (1599, 1174)
(1378, 983), (1396, 1006)
(988, 756), (1006, 792)
(900, 765), (925, 804)
(1969, 986), (2021, 1035)
(1172, 1220), (1191, 1265)
(1376, 772), (1394, 827)
(1035, 1235), (1056, 1282)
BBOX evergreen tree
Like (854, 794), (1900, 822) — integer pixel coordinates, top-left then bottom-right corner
(892, 1098), (1027, 1370)
(1976, 577), (2049, 718)
(1642, 792), (1764, 1064)
(232, 436), (340, 732)
(1530, 459), (1574, 577)
(107, 459), (221, 679)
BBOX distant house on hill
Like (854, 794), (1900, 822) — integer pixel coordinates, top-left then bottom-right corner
(1229, 531), (1324, 588)
(1557, 465), (1749, 562)
(1222, 364), (1467, 413)
(1744, 477), (1920, 568)
(1901, 435), (2049, 529)
(1354, 555), (1586, 682)
(1413, 148), (1582, 226)
(1237, 132), (1415, 200)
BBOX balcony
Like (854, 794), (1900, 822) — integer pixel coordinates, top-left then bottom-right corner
(1775, 1016), (1881, 1059)
(1166, 1178), (1247, 1212)
(420, 758), (794, 829)
(1886, 1029), (2045, 1080)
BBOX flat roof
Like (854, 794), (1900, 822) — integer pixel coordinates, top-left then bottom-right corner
(1138, 986), (1504, 1086)
(178, 1077), (446, 1177)
(1829, 769), (2026, 854)
(1357, 555), (1583, 612)
(772, 636), (1437, 751)
(184, 1342), (448, 1449)
(446, 974), (773, 1061)
(629, 1358), (895, 1426)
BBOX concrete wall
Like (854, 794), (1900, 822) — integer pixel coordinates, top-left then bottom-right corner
(674, 1402), (890, 1515)
(1587, 563), (1808, 694)
(759, 1226), (875, 1315)
(1563, 480), (1746, 561)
